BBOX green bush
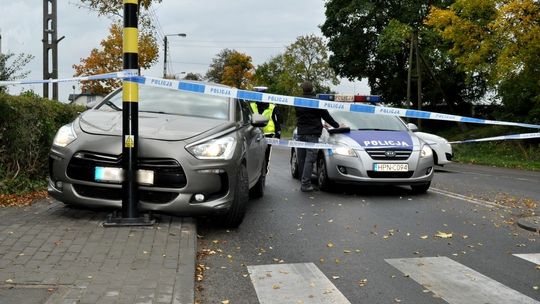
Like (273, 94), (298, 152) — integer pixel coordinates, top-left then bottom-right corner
(0, 92), (83, 194)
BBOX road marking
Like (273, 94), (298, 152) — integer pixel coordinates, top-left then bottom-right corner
(514, 253), (540, 265)
(247, 263), (351, 304)
(386, 256), (539, 304)
(430, 187), (509, 210)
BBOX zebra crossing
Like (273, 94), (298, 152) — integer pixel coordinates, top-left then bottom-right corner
(247, 254), (540, 304)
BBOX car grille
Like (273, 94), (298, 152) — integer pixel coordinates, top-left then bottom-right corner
(73, 184), (179, 204)
(365, 149), (412, 160)
(366, 171), (414, 178)
(66, 152), (187, 188)
(445, 152), (453, 161)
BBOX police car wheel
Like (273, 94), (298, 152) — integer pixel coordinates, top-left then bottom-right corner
(317, 156), (332, 191)
(411, 182), (431, 194)
(290, 149), (299, 179)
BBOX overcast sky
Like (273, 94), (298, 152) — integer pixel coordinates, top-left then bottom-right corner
(0, 0), (369, 102)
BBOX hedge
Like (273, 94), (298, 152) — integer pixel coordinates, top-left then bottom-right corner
(0, 92), (83, 194)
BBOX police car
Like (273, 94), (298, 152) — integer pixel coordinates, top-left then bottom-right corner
(290, 94), (434, 193)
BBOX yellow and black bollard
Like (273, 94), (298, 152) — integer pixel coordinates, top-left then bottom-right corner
(104, 0), (154, 226)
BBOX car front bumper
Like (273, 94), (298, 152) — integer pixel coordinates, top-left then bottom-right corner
(324, 149), (434, 185)
(48, 133), (243, 216)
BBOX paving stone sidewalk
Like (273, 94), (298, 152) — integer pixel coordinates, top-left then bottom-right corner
(0, 198), (196, 304)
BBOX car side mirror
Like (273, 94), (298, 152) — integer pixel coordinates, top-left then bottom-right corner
(251, 114), (268, 127)
(407, 123), (418, 132)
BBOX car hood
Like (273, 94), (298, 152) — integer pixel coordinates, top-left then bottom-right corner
(329, 130), (418, 150)
(79, 110), (229, 141)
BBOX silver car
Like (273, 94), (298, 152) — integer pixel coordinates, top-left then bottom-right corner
(48, 84), (269, 227)
(291, 110), (434, 193)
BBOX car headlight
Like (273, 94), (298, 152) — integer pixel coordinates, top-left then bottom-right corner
(187, 136), (236, 160)
(333, 146), (357, 157)
(52, 124), (77, 147)
(420, 145), (433, 159)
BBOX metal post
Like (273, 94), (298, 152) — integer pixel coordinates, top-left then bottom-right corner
(163, 34), (186, 79)
(415, 30), (422, 129)
(163, 36), (168, 78)
(406, 32), (414, 110)
(103, 0), (154, 227)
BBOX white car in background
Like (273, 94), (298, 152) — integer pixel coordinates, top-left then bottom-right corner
(407, 124), (453, 166)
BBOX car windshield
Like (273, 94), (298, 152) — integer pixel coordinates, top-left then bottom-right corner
(329, 109), (408, 131)
(97, 85), (230, 120)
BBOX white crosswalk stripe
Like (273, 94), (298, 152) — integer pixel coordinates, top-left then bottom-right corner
(386, 256), (539, 304)
(514, 253), (540, 265)
(247, 263), (351, 304)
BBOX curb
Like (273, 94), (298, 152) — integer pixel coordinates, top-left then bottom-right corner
(173, 217), (197, 304)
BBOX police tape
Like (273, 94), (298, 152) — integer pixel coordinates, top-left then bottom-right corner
(3, 71), (540, 130)
(265, 138), (334, 150)
(449, 132), (540, 144)
(136, 76), (540, 130)
(0, 71), (137, 86)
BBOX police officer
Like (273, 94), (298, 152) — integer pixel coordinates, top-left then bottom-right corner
(296, 81), (341, 192)
(250, 86), (282, 139)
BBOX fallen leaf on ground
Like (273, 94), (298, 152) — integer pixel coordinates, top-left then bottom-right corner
(420, 235), (428, 239)
(434, 231), (453, 239)
(327, 242), (334, 248)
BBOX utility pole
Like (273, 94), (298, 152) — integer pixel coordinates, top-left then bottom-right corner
(163, 33), (186, 78)
(406, 30), (422, 128)
(42, 0), (64, 100)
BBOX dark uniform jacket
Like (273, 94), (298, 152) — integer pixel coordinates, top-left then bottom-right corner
(296, 94), (340, 136)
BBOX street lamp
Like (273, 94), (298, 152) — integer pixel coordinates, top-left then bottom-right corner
(163, 33), (187, 78)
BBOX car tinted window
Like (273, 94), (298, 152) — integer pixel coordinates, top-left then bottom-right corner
(329, 110), (408, 131)
(239, 100), (252, 124)
(97, 86), (230, 120)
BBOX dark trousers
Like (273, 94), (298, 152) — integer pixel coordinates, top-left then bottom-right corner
(297, 134), (319, 188)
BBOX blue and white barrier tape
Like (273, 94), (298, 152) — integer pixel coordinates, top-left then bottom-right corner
(265, 138), (334, 150)
(449, 132), (540, 144)
(3, 72), (540, 130)
(137, 76), (540, 130)
(0, 71), (137, 86)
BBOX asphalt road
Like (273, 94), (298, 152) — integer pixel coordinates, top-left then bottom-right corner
(196, 146), (540, 304)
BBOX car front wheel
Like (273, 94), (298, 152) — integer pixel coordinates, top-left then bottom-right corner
(290, 149), (299, 179)
(411, 182), (431, 194)
(317, 156), (332, 191)
(250, 157), (266, 199)
(220, 164), (249, 228)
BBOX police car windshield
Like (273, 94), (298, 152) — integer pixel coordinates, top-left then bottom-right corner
(329, 110), (408, 131)
(97, 85), (230, 120)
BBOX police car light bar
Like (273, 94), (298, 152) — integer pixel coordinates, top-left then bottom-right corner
(317, 94), (381, 103)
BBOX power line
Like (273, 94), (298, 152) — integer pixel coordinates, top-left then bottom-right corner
(168, 44), (286, 49)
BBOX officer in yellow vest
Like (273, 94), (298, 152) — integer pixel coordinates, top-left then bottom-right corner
(251, 86), (282, 139)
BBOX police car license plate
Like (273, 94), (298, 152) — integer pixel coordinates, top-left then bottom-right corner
(373, 163), (408, 172)
(94, 167), (154, 185)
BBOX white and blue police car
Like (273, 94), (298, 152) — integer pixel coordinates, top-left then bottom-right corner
(290, 94), (434, 193)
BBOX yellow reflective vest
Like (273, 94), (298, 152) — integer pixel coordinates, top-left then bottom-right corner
(250, 103), (275, 135)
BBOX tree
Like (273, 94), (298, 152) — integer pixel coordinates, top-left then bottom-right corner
(181, 72), (203, 81)
(72, 21), (159, 95)
(320, 0), (485, 120)
(282, 34), (339, 93)
(221, 52), (254, 89)
(0, 53), (34, 94)
(78, 0), (161, 17)
(205, 49), (254, 89)
(426, 0), (540, 123)
(253, 35), (338, 130)
(205, 49), (235, 83)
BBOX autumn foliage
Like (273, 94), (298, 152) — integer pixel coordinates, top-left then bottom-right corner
(73, 21), (159, 95)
